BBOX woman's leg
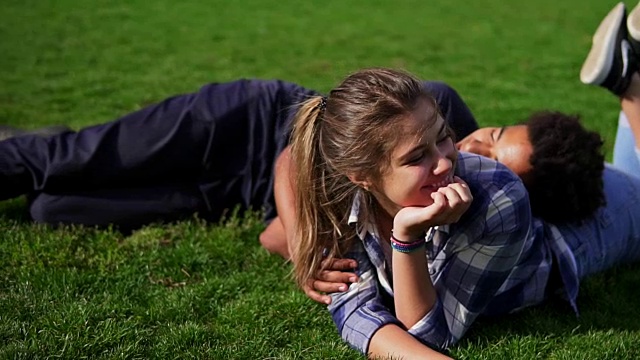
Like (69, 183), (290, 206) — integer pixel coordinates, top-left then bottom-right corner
(1, 79), (320, 229)
(195, 79), (319, 225)
(0, 91), (213, 201)
(422, 81), (479, 139)
(28, 185), (206, 231)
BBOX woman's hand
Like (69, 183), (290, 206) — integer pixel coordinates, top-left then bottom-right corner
(302, 258), (359, 304)
(393, 176), (472, 241)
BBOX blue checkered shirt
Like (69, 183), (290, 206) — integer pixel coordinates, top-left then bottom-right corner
(328, 152), (578, 353)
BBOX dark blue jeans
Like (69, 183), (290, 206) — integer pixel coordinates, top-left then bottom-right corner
(0, 80), (478, 229)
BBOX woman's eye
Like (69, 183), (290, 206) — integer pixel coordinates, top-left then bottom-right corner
(408, 153), (425, 164)
(436, 135), (451, 144)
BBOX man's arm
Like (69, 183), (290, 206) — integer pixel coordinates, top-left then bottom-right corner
(259, 146), (358, 303)
(259, 146), (296, 259)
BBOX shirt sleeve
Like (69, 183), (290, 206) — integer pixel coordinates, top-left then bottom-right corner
(328, 172), (531, 352)
(406, 177), (532, 349)
(326, 240), (403, 354)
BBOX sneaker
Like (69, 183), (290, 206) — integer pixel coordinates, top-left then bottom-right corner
(580, 2), (637, 95)
(0, 125), (72, 142)
(628, 1), (640, 54)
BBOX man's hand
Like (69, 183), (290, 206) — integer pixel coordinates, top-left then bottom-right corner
(303, 258), (358, 304)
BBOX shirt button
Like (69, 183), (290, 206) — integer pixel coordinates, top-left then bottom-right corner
(429, 268), (436, 275)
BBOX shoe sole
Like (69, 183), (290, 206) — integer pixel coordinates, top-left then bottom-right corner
(580, 2), (626, 85)
(629, 1), (640, 41)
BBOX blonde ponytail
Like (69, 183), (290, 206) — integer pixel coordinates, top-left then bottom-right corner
(290, 96), (357, 287)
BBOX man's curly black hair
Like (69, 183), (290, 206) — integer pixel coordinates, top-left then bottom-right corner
(524, 111), (605, 224)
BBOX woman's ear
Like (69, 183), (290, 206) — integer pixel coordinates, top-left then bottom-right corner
(347, 174), (372, 191)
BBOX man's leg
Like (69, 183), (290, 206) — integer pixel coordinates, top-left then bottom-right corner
(559, 165), (640, 279)
(619, 73), (640, 175)
(612, 112), (640, 175)
(580, 3), (635, 96)
(579, 2), (640, 176)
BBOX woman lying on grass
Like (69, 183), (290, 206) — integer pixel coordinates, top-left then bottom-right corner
(1, 3), (640, 357)
(282, 5), (640, 356)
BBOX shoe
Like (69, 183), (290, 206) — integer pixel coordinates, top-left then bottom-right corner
(580, 2), (637, 96)
(0, 125), (72, 142)
(628, 1), (640, 54)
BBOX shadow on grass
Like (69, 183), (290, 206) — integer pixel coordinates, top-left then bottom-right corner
(0, 198), (255, 236)
(460, 262), (640, 348)
(0, 197), (30, 223)
(4, 196), (640, 358)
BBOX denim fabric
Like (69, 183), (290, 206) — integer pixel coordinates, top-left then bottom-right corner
(557, 165), (640, 279)
(613, 111), (640, 175)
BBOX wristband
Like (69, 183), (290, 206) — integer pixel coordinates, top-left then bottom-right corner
(390, 233), (425, 253)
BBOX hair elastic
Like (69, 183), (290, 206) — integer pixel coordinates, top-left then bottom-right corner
(318, 96), (327, 112)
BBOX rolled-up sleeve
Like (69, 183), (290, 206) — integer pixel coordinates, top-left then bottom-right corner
(327, 241), (402, 354)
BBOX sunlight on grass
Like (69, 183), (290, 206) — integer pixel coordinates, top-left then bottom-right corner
(1, 0), (639, 358)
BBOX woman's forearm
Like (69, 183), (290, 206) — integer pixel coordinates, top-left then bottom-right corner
(369, 324), (452, 360)
(392, 247), (437, 328)
(389, 183), (471, 330)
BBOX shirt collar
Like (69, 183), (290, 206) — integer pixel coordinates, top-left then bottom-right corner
(347, 191), (361, 226)
(348, 190), (371, 240)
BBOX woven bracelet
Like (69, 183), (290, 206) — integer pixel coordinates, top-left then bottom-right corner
(390, 234), (425, 253)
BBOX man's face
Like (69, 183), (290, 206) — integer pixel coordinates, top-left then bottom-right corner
(456, 125), (534, 180)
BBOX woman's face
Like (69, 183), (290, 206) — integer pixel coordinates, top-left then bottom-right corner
(455, 125), (533, 179)
(371, 100), (458, 215)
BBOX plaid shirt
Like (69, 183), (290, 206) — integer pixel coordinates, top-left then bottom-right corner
(328, 152), (575, 353)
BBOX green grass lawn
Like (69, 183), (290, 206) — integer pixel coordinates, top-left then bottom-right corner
(2, 0), (640, 358)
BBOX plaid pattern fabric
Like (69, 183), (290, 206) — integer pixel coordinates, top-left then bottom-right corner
(328, 152), (571, 353)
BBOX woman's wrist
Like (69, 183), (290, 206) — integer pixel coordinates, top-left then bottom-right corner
(390, 229), (425, 244)
(390, 231), (425, 253)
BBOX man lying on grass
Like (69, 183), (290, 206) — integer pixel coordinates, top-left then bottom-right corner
(266, 4), (640, 358)
(2, 2), (640, 357)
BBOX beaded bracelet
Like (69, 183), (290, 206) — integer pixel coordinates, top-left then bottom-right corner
(390, 233), (425, 253)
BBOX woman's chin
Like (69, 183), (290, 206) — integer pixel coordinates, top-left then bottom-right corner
(401, 194), (435, 208)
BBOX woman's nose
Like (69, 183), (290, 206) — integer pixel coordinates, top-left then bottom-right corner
(434, 153), (453, 175)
